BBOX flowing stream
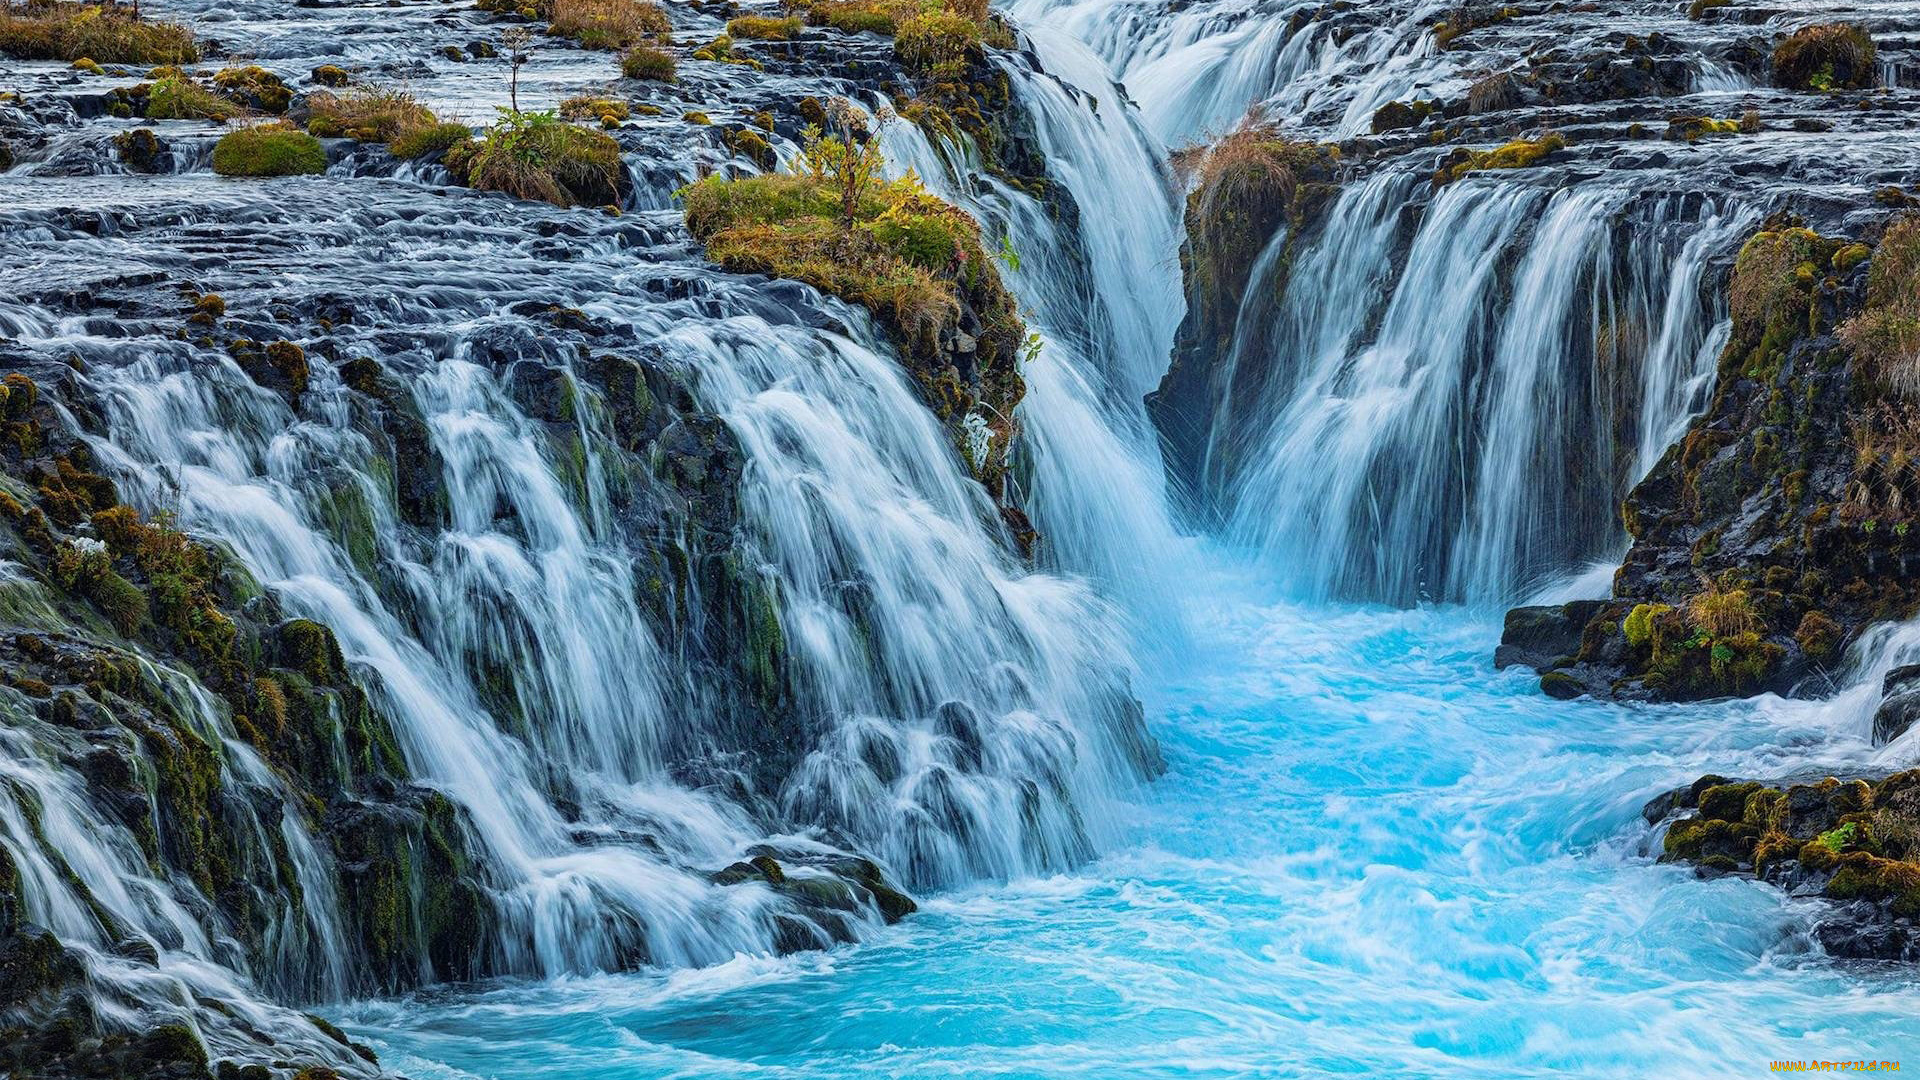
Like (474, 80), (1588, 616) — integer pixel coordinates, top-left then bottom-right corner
(4, 0), (1920, 1073)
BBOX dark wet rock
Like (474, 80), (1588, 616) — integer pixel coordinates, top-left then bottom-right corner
(1494, 601), (1606, 671)
(1659, 770), (1920, 962)
(1872, 664), (1920, 746)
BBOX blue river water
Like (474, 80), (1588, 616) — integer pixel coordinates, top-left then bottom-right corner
(337, 596), (1920, 1078)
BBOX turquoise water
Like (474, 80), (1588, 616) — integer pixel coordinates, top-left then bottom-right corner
(340, 600), (1920, 1077)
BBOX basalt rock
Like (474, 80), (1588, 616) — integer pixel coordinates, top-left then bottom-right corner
(1649, 771), (1920, 962)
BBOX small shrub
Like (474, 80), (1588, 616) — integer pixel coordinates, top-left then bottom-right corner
(145, 72), (241, 121)
(548, 0), (668, 49)
(727, 14), (802, 39)
(212, 123), (327, 176)
(0, 2), (198, 64)
(894, 10), (977, 78)
(1772, 23), (1878, 91)
(619, 42), (675, 80)
(448, 108), (623, 207)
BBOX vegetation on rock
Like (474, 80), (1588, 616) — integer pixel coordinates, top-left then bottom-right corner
(547, 0), (668, 50)
(1433, 132), (1565, 185)
(619, 41), (675, 80)
(1839, 216), (1920, 396)
(144, 69), (242, 121)
(681, 107), (1027, 498)
(1771, 23), (1878, 91)
(1653, 771), (1920, 958)
(212, 124), (328, 176)
(211, 64), (293, 113)
(0, 1), (196, 64)
(726, 13), (802, 40)
(445, 108), (625, 208)
(1498, 212), (1920, 702)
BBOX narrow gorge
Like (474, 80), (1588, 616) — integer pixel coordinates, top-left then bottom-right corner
(1, 0), (1918, 1074)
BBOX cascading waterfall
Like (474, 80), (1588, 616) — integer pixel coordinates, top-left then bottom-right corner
(876, 27), (1204, 639)
(1204, 171), (1756, 603)
(0, 162), (1161, 1008)
(7, 0), (1920, 1068)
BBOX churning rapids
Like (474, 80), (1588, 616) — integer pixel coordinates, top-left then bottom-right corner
(4, 0), (1920, 1072)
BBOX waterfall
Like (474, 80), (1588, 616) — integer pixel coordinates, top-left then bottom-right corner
(872, 25), (1209, 644)
(1197, 169), (1756, 604)
(0, 151), (1159, 1032)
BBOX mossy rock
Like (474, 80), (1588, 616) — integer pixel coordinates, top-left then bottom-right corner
(212, 126), (326, 177)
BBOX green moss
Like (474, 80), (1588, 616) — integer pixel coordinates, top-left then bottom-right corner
(311, 63), (349, 87)
(1622, 602), (1670, 648)
(1697, 781), (1762, 821)
(1434, 133), (1566, 185)
(211, 64), (293, 113)
(212, 124), (327, 177)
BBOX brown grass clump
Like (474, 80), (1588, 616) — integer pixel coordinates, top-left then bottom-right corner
(145, 70), (242, 121)
(0, 1), (196, 64)
(727, 14), (802, 39)
(1687, 580), (1762, 638)
(307, 85), (435, 141)
(619, 42), (675, 80)
(1772, 23), (1878, 91)
(548, 0), (669, 49)
(1841, 217), (1920, 396)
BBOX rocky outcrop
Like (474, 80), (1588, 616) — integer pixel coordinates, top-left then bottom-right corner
(1147, 127), (1343, 519)
(1499, 213), (1920, 702)
(1648, 771), (1920, 961)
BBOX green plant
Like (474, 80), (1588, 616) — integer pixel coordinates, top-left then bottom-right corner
(799, 98), (884, 229)
(1816, 822), (1860, 852)
(448, 107), (623, 207)
(211, 123), (327, 176)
